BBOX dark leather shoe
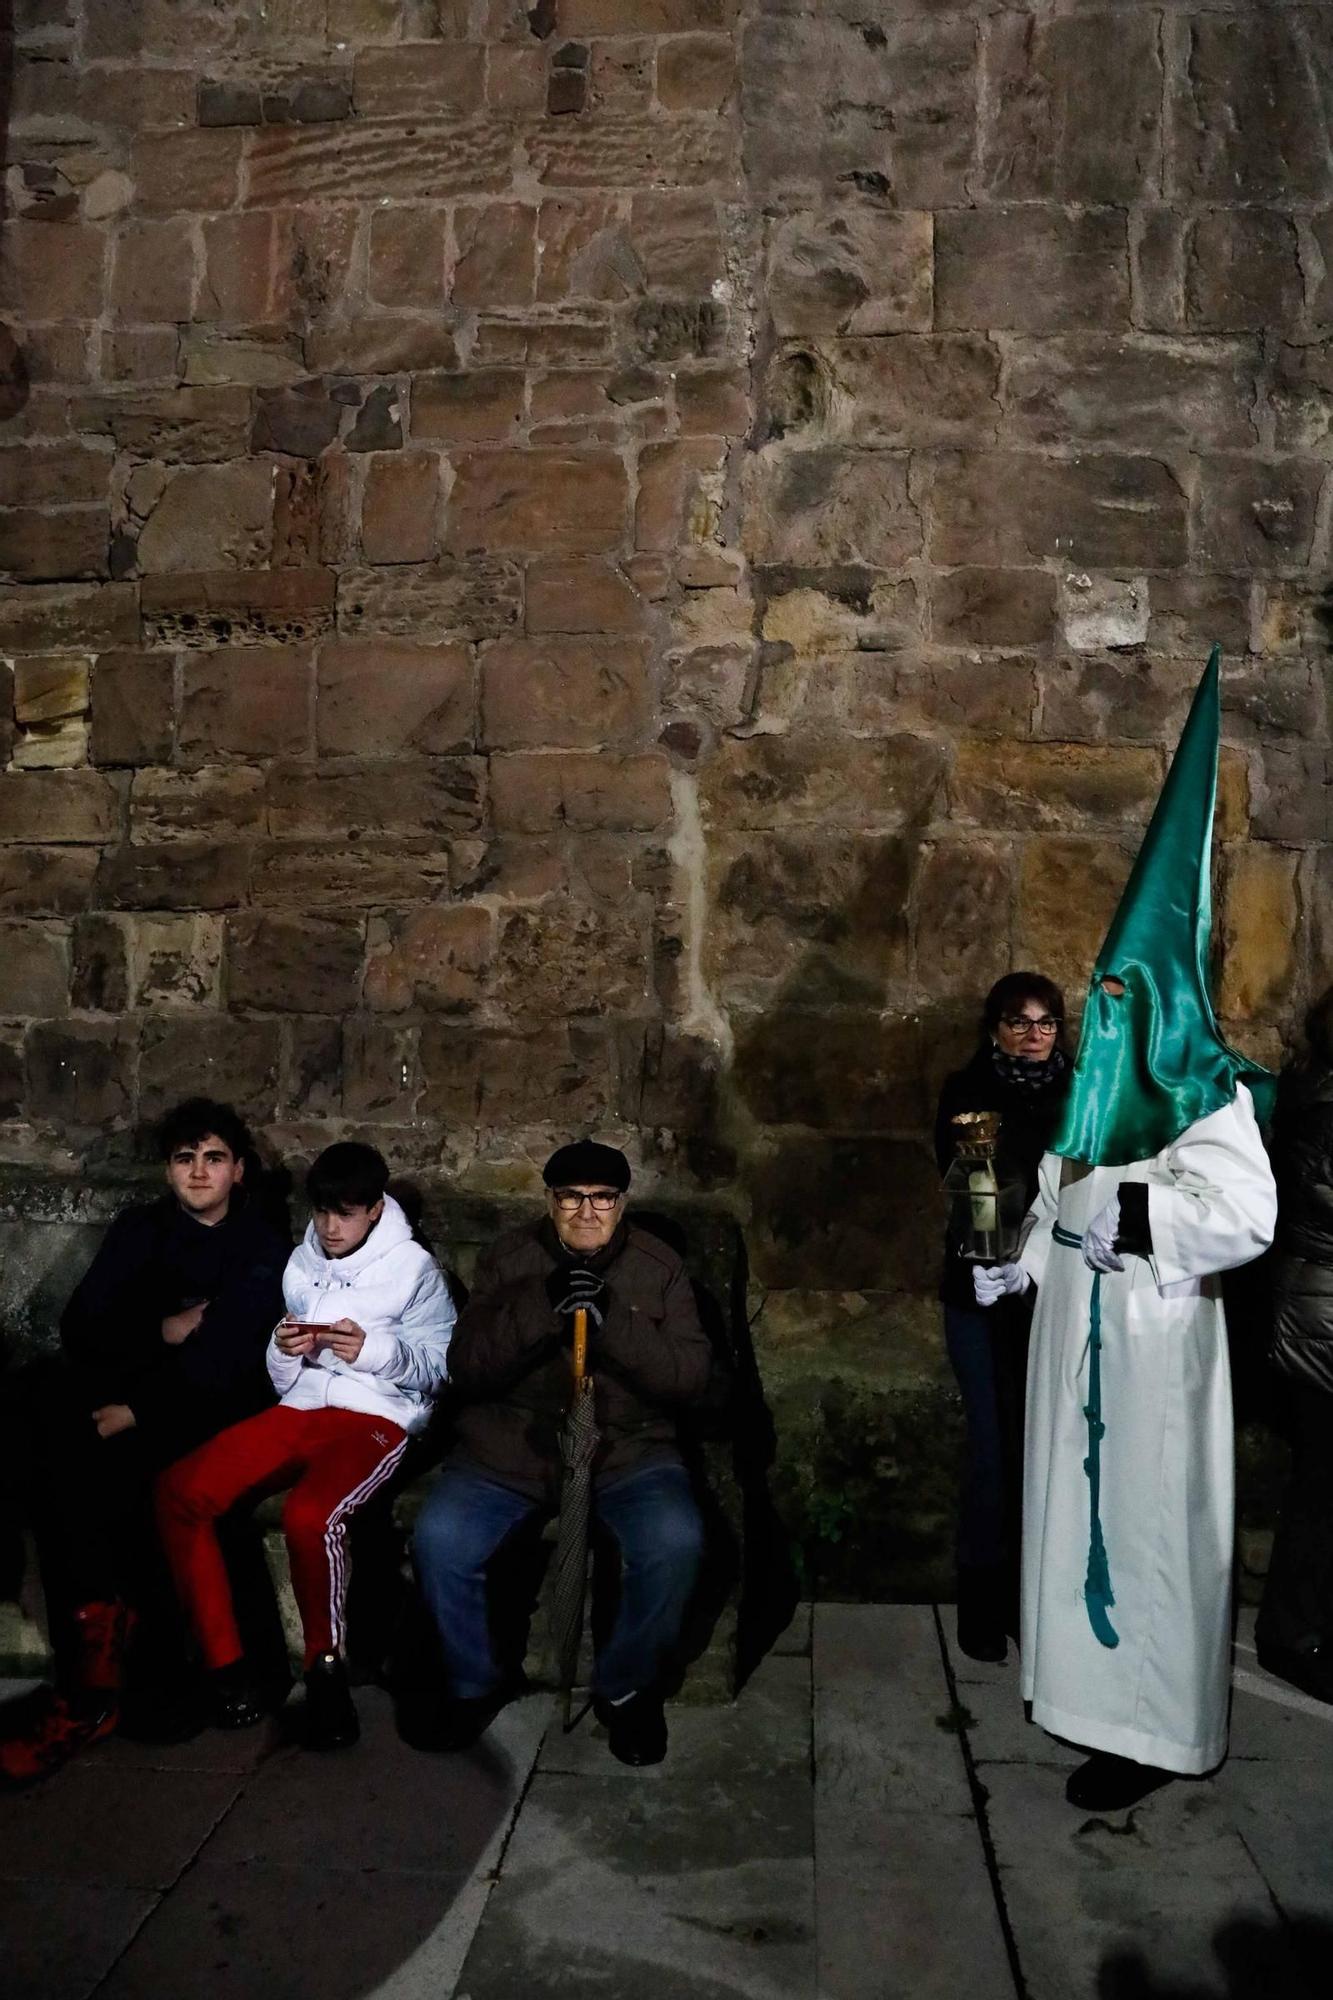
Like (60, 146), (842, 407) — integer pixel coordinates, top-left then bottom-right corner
(395, 1682), (518, 1753)
(302, 1652), (359, 1751)
(595, 1692), (667, 1767)
(1255, 1641), (1333, 1705)
(1065, 1752), (1174, 1811)
(209, 1662), (264, 1731)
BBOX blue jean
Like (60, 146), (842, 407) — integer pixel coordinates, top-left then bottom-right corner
(944, 1303), (1028, 1573)
(412, 1459), (704, 1701)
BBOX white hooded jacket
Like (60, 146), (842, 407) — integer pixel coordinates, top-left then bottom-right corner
(267, 1194), (453, 1436)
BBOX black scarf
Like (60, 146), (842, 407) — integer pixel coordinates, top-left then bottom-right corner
(989, 1042), (1069, 1095)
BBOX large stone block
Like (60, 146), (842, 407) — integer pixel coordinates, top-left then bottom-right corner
(71, 913), (129, 1013)
(0, 445), (110, 509)
(930, 568), (1055, 648)
(134, 463), (276, 575)
(480, 636), (652, 749)
(245, 116), (513, 204)
(1016, 835), (1135, 1002)
(0, 582), (138, 655)
(701, 733), (945, 832)
(1268, 340), (1333, 455)
(525, 558), (644, 636)
(266, 759), (485, 839)
(1035, 651), (1199, 746)
(109, 218), (195, 324)
(178, 647), (313, 762)
(341, 1016), (413, 1121)
(1182, 211), (1306, 334)
(1003, 335), (1259, 451)
(742, 448), (922, 566)
(446, 451), (629, 555)
(98, 841), (251, 912)
(25, 1020), (134, 1127)
(352, 43), (485, 116)
(417, 1019), (617, 1129)
(493, 898), (651, 1024)
(1171, 12), (1333, 203)
(1218, 845), (1300, 1021)
(525, 114), (735, 190)
(981, 12), (1161, 202)
(635, 439), (725, 554)
(138, 1014), (281, 1123)
(747, 1135), (938, 1291)
(128, 773), (262, 860)
(913, 840), (1014, 1002)
(0, 769), (119, 845)
(130, 913), (223, 1010)
(316, 641), (473, 756)
(0, 222), (105, 318)
(336, 560), (521, 640)
(743, 13), (973, 206)
(489, 751), (672, 832)
(1251, 741), (1329, 844)
(733, 1009), (927, 1131)
(1194, 457), (1326, 573)
(0, 844), (98, 915)
(367, 206), (447, 310)
(363, 904), (493, 1012)
(248, 840), (450, 911)
(928, 452), (1187, 569)
(935, 208), (1129, 332)
(360, 452), (441, 565)
(76, 388), (254, 465)
(410, 371), (525, 444)
(0, 920), (69, 1015)
(226, 912), (365, 1014)
(0, 508), (109, 582)
(766, 336), (1000, 449)
(452, 203), (537, 307)
(766, 205), (932, 339)
(131, 129), (242, 211)
(141, 569), (335, 648)
(953, 740), (1161, 831)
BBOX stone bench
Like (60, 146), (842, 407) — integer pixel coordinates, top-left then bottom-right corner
(0, 1171), (770, 1701)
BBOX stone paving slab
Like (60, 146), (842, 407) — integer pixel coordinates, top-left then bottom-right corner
(814, 1606), (1013, 2000)
(0, 1759), (244, 1889)
(206, 1689), (546, 1880)
(0, 1879), (159, 2000)
(452, 1771), (817, 2000)
(96, 1859), (485, 2000)
(537, 1651), (809, 1784)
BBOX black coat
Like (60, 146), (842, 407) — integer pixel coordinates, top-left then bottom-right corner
(60, 1194), (289, 1457)
(1268, 1066), (1333, 1396)
(447, 1216), (716, 1501)
(934, 1045), (1069, 1309)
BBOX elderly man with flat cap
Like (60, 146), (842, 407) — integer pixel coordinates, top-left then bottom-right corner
(409, 1141), (714, 1764)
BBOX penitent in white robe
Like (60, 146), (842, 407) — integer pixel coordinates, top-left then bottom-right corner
(1018, 1084), (1277, 1775)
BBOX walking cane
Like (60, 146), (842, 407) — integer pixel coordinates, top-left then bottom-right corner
(553, 1306), (598, 1730)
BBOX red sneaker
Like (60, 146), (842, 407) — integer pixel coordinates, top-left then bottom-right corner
(0, 1690), (118, 1786)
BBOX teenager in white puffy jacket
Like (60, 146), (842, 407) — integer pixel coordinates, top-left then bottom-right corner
(157, 1143), (453, 1751)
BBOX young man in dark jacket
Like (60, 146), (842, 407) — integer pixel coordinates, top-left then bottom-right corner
(0, 1098), (288, 1784)
(412, 1141), (713, 1766)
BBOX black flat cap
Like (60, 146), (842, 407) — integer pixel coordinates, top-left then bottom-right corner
(542, 1141), (631, 1191)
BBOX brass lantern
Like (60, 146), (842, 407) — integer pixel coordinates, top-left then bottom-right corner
(942, 1111), (1027, 1265)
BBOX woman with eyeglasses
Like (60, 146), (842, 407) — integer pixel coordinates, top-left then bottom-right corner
(933, 972), (1070, 1662)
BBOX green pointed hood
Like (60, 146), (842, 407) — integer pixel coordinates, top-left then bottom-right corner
(1051, 647), (1276, 1167)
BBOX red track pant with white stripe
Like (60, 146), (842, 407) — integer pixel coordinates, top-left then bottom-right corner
(157, 1405), (407, 1672)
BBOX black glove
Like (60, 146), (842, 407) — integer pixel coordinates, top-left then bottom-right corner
(545, 1263), (607, 1326)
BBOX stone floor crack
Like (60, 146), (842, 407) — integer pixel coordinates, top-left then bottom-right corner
(930, 1602), (1029, 2000)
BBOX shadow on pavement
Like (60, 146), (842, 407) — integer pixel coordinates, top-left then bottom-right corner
(1098, 1911), (1332, 2000)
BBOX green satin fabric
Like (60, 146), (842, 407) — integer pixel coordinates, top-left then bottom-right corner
(1052, 648), (1276, 1168)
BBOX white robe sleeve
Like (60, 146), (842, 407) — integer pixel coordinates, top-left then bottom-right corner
(1019, 1149), (1061, 1290)
(1145, 1083), (1277, 1289)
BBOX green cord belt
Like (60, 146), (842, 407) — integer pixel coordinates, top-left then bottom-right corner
(1053, 1223), (1119, 1651)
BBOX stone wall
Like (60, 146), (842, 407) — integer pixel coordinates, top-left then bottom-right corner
(0, 1), (1328, 1591)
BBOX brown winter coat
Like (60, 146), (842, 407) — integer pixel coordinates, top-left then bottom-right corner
(446, 1216), (715, 1500)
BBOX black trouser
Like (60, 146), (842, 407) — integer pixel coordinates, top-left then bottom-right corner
(0, 1361), (287, 1697)
(1257, 1384), (1333, 1654)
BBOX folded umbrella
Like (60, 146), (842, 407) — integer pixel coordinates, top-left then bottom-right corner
(550, 1306), (600, 1729)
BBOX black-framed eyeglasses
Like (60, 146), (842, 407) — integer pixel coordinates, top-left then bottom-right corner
(550, 1188), (622, 1214)
(1000, 1015), (1060, 1033)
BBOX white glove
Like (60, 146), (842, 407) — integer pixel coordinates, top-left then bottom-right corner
(973, 1263), (1031, 1307)
(1082, 1197), (1124, 1273)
